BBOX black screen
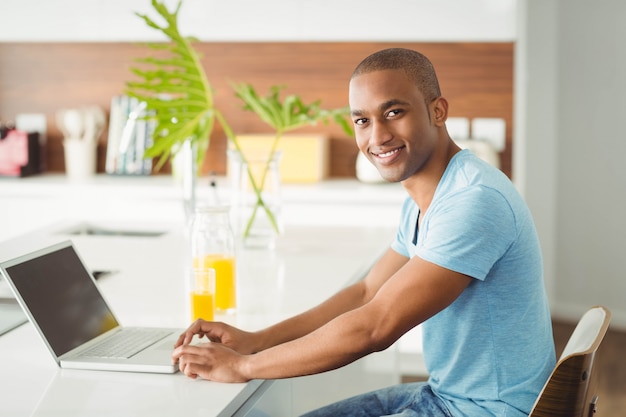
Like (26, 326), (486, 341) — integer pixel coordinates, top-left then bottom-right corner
(6, 244), (118, 356)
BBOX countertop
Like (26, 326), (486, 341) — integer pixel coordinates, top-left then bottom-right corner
(0, 174), (407, 242)
(0, 219), (398, 416)
(0, 174), (426, 415)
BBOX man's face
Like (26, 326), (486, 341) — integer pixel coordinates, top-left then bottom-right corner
(349, 69), (440, 183)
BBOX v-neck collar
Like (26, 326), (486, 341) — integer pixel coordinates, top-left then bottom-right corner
(412, 209), (420, 245)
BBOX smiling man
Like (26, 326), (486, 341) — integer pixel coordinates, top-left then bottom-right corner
(172, 48), (555, 417)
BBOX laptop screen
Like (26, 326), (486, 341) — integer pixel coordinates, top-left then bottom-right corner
(5, 243), (119, 357)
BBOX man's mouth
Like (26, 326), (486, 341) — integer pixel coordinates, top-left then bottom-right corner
(372, 146), (405, 158)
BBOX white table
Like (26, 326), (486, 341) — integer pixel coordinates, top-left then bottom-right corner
(0, 221), (396, 416)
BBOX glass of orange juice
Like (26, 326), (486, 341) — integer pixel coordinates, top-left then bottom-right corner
(189, 268), (215, 321)
(190, 205), (237, 315)
(194, 255), (236, 314)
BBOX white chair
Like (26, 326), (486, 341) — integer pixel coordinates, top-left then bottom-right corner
(529, 306), (611, 417)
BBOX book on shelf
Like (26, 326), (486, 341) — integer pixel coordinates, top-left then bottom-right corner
(105, 95), (155, 175)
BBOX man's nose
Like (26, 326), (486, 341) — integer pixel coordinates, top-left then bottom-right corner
(370, 121), (393, 146)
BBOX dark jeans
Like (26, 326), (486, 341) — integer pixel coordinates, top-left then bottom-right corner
(301, 382), (453, 417)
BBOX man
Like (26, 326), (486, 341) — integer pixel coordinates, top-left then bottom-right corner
(172, 48), (555, 416)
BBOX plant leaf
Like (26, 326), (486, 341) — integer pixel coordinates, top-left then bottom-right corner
(231, 82), (353, 136)
(125, 0), (215, 170)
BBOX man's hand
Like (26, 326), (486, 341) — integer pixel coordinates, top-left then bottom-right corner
(174, 319), (259, 354)
(172, 342), (251, 382)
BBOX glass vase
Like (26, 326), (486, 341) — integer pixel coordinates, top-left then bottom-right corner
(171, 137), (197, 223)
(228, 149), (283, 250)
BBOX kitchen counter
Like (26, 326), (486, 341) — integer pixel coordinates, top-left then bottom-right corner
(0, 174), (407, 242)
(0, 174), (426, 415)
(0, 222), (401, 416)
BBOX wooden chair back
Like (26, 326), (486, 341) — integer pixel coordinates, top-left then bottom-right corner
(529, 306), (611, 417)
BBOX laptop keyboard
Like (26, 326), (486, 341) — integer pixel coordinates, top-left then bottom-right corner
(81, 328), (174, 359)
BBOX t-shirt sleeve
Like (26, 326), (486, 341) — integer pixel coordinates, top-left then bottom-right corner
(416, 186), (517, 280)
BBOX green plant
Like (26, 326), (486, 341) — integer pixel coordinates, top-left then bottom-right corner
(125, 0), (354, 241)
(125, 0), (219, 171)
(227, 83), (353, 237)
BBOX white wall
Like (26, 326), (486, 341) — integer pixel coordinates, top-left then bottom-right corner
(0, 0), (516, 42)
(518, 0), (626, 328)
(514, 0), (559, 311)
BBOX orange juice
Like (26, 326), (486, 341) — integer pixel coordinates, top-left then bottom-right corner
(194, 255), (236, 312)
(190, 291), (214, 321)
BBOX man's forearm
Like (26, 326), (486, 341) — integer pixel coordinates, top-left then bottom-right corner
(241, 297), (388, 380)
(251, 281), (369, 352)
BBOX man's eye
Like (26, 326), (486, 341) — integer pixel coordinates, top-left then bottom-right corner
(354, 118), (367, 126)
(386, 109), (402, 118)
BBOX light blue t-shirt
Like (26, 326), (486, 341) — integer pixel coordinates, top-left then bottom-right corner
(391, 150), (555, 417)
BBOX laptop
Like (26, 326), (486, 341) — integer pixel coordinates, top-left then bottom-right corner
(0, 240), (181, 373)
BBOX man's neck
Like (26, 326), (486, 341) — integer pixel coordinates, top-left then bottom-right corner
(402, 137), (461, 214)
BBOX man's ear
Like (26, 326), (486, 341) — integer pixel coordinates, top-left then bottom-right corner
(432, 97), (449, 127)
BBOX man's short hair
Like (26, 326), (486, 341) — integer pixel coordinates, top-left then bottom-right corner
(352, 48), (442, 103)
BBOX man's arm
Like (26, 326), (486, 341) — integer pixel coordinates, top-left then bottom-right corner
(173, 247), (408, 354)
(239, 254), (472, 379)
(248, 247), (410, 352)
(173, 250), (472, 381)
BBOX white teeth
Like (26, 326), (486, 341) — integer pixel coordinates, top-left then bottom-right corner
(376, 149), (399, 158)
